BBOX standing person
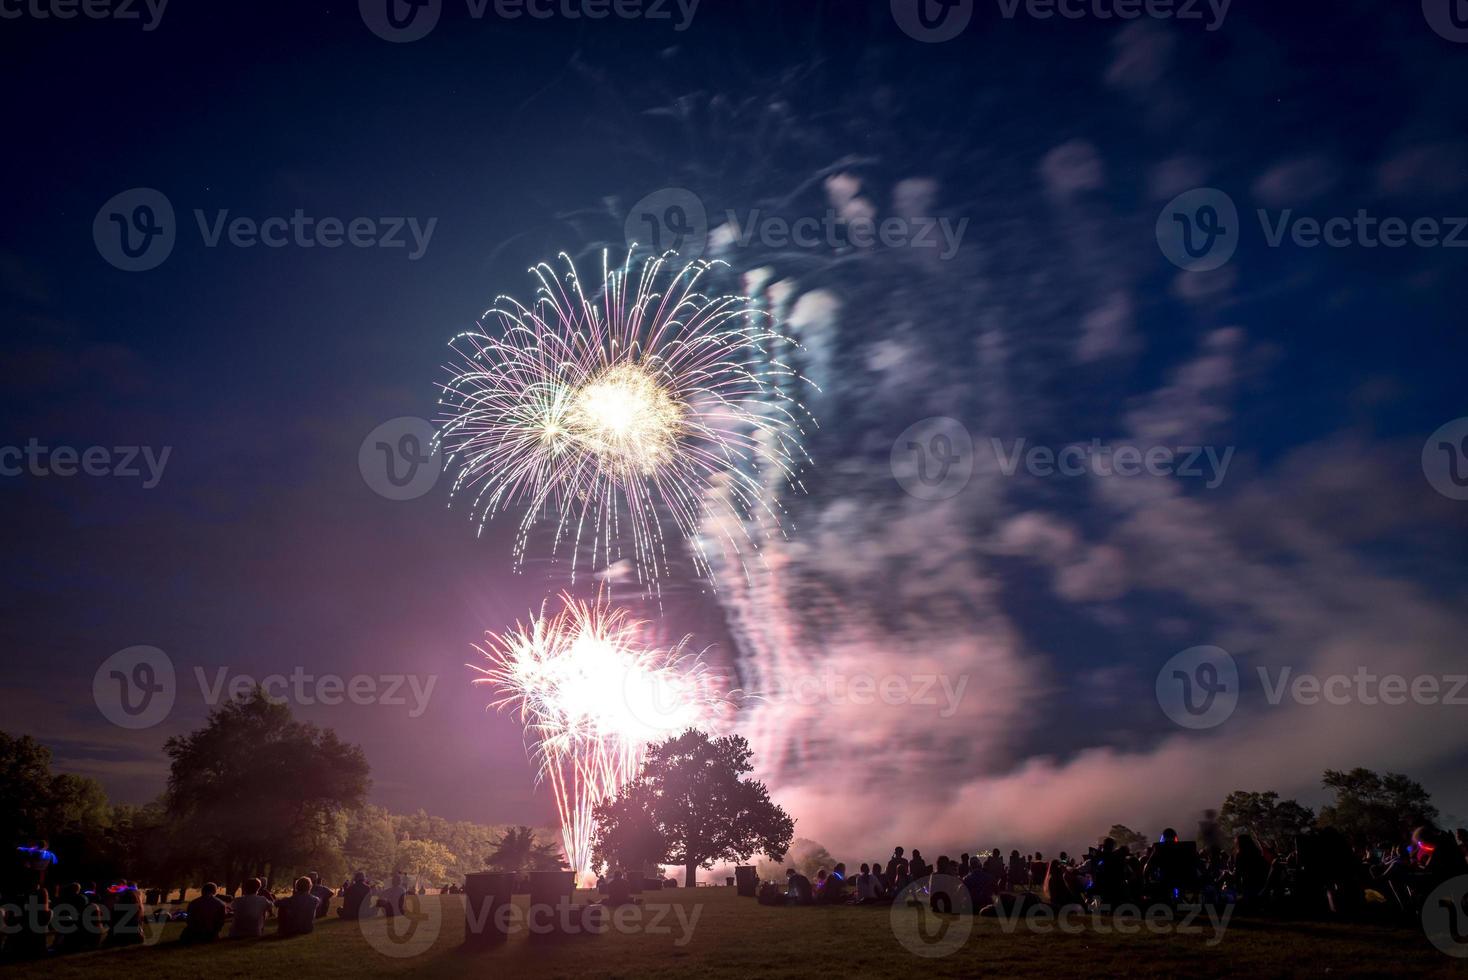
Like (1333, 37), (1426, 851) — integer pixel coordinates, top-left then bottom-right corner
(228, 878), (273, 938)
(17, 840), (58, 890)
(276, 877), (319, 937)
(179, 883), (228, 944)
(308, 873), (334, 919)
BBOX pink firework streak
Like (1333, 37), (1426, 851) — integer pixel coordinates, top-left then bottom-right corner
(470, 591), (732, 879)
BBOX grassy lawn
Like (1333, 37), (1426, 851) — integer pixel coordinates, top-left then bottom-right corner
(10, 888), (1467, 979)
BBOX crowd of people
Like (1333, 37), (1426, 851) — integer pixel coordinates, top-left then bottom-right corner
(761, 824), (1468, 921)
(6, 821), (1467, 958)
(0, 844), (434, 960)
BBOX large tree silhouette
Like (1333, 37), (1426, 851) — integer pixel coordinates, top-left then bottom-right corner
(592, 729), (793, 887)
(484, 825), (567, 873)
(164, 689), (369, 891)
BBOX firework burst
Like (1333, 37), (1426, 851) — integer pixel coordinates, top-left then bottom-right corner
(437, 251), (814, 593)
(470, 591), (729, 878)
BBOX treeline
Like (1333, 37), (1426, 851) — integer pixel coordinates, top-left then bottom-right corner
(1, 691), (557, 894)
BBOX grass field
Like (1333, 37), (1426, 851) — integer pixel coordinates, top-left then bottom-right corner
(9, 888), (1467, 979)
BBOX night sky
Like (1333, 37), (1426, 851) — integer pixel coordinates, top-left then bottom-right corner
(3, 0), (1466, 857)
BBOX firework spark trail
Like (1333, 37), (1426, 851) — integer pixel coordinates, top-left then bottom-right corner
(437, 251), (816, 595)
(470, 591), (730, 878)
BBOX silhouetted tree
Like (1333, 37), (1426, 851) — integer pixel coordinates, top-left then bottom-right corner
(1318, 768), (1437, 844)
(484, 825), (567, 873)
(1218, 790), (1316, 851)
(593, 729), (794, 887)
(164, 689), (369, 892)
(1104, 824), (1148, 851)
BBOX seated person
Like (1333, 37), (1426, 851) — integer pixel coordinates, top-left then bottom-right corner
(817, 863), (847, 904)
(603, 870), (639, 907)
(962, 857), (997, 908)
(106, 883), (145, 946)
(179, 882), (228, 943)
(308, 873), (334, 919)
(1042, 860), (1082, 909)
(276, 877), (319, 937)
(376, 873), (407, 917)
(228, 877), (273, 939)
(855, 863), (881, 903)
(51, 882), (89, 952)
(338, 871), (375, 920)
(785, 868), (813, 905)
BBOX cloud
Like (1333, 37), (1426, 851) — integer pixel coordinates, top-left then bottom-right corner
(1253, 155), (1341, 208)
(1040, 140), (1106, 199)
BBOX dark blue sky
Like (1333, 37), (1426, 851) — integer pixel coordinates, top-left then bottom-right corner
(3, 0), (1466, 852)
